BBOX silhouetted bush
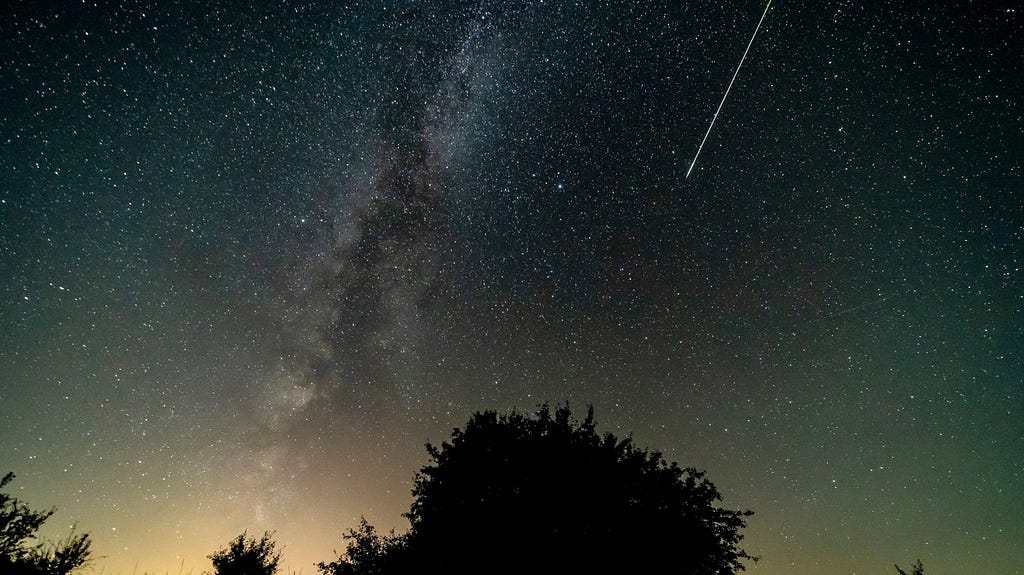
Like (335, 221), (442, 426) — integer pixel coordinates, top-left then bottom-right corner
(0, 472), (92, 575)
(319, 405), (755, 575)
(317, 518), (403, 575)
(209, 531), (281, 575)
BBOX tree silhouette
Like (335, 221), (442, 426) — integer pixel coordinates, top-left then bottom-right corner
(895, 560), (924, 575)
(208, 531), (282, 575)
(0, 472), (92, 575)
(319, 405), (755, 575)
(317, 519), (402, 575)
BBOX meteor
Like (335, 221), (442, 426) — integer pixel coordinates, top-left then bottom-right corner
(686, 0), (773, 179)
(811, 296), (889, 324)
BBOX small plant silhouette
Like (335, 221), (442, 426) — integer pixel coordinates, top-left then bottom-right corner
(896, 560), (925, 575)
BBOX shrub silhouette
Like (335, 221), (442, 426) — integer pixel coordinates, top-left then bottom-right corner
(0, 472), (92, 575)
(318, 519), (402, 575)
(320, 405), (755, 575)
(209, 531), (281, 575)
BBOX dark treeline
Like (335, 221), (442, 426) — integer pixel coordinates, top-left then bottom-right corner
(3, 405), (925, 575)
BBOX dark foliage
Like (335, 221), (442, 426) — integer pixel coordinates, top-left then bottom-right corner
(209, 531), (282, 575)
(0, 472), (92, 575)
(320, 405), (755, 575)
(317, 519), (402, 575)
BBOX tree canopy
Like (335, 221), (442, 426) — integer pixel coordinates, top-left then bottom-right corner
(0, 472), (92, 575)
(209, 531), (282, 575)
(319, 404), (755, 575)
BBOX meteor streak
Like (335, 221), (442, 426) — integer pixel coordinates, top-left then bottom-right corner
(811, 296), (889, 324)
(686, 0), (773, 179)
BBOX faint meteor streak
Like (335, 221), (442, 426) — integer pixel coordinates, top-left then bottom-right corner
(686, 0), (773, 179)
(811, 296), (888, 324)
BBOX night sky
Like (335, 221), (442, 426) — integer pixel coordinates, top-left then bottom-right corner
(1, 1), (1021, 573)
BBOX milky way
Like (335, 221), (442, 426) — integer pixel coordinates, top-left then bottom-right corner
(1, 2), (1021, 574)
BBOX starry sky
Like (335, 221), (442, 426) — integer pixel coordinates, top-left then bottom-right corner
(1, 1), (1021, 573)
